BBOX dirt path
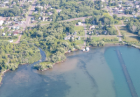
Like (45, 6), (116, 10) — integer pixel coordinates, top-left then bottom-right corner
(115, 25), (122, 41)
(13, 34), (22, 44)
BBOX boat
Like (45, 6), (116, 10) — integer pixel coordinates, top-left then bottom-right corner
(86, 47), (90, 51)
(82, 49), (85, 51)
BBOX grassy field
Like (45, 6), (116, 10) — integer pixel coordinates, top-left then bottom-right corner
(114, 20), (122, 25)
(74, 26), (84, 36)
(75, 39), (84, 45)
(74, 26), (84, 31)
(124, 36), (140, 42)
(118, 26), (136, 36)
(91, 36), (119, 43)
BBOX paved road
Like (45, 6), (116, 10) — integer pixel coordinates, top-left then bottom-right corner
(25, 0), (37, 28)
(59, 16), (92, 22)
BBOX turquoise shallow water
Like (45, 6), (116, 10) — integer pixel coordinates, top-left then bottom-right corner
(0, 46), (140, 97)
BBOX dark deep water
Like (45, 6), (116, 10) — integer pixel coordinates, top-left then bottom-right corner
(0, 46), (140, 97)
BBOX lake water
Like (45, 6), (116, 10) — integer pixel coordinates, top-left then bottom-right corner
(0, 46), (140, 97)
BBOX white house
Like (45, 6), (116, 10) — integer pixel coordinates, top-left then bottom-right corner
(3, 1), (9, 4)
(56, 9), (62, 13)
(118, 4), (122, 8)
(78, 22), (82, 25)
(0, 18), (4, 26)
(78, 37), (80, 40)
(101, 0), (105, 2)
(36, 6), (43, 10)
(9, 40), (13, 43)
(2, 33), (5, 36)
(90, 25), (95, 30)
(0, 26), (4, 29)
(136, 5), (139, 8)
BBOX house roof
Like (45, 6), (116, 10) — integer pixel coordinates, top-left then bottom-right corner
(0, 17), (5, 21)
(13, 31), (19, 34)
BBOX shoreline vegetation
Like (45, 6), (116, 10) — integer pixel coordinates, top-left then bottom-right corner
(0, 42), (139, 85)
(0, 41), (41, 85)
(34, 43), (124, 71)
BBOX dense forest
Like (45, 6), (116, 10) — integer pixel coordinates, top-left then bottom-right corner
(126, 16), (140, 35)
(0, 41), (41, 82)
(0, 6), (22, 17)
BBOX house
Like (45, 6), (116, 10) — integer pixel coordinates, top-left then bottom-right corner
(56, 9), (62, 13)
(136, 5), (139, 8)
(0, 4), (5, 7)
(90, 25), (95, 30)
(64, 36), (70, 40)
(13, 2), (16, 4)
(3, 1), (9, 4)
(34, 11), (38, 13)
(71, 36), (74, 40)
(125, 19), (128, 22)
(31, 17), (35, 21)
(88, 31), (93, 35)
(133, 15), (137, 19)
(9, 40), (13, 43)
(0, 26), (4, 29)
(132, 11), (136, 15)
(103, 30), (107, 35)
(78, 37), (80, 40)
(13, 31), (19, 36)
(28, 0), (33, 2)
(118, 4), (122, 8)
(0, 17), (4, 25)
(101, 0), (105, 2)
(23, 0), (27, 2)
(48, 12), (53, 15)
(42, 17), (46, 21)
(12, 26), (16, 29)
(38, 16), (41, 20)
(67, 36), (70, 40)
(73, 32), (77, 35)
(36, 6), (43, 10)
(8, 33), (11, 36)
(2, 33), (5, 36)
(78, 22), (82, 25)
(118, 9), (124, 14)
(134, 1), (140, 5)
(66, 32), (70, 36)
(64, 37), (68, 40)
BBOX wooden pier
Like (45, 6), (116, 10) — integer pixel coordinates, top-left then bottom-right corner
(116, 50), (138, 97)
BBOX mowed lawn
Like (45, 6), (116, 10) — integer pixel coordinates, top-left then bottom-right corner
(74, 26), (84, 31)
(74, 26), (84, 36)
(118, 26), (136, 36)
(91, 36), (119, 43)
(124, 36), (140, 42)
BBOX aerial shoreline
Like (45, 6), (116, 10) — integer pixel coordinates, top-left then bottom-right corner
(0, 43), (124, 85)
(0, 42), (139, 86)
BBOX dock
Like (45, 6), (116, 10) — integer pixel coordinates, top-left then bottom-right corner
(116, 50), (138, 97)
